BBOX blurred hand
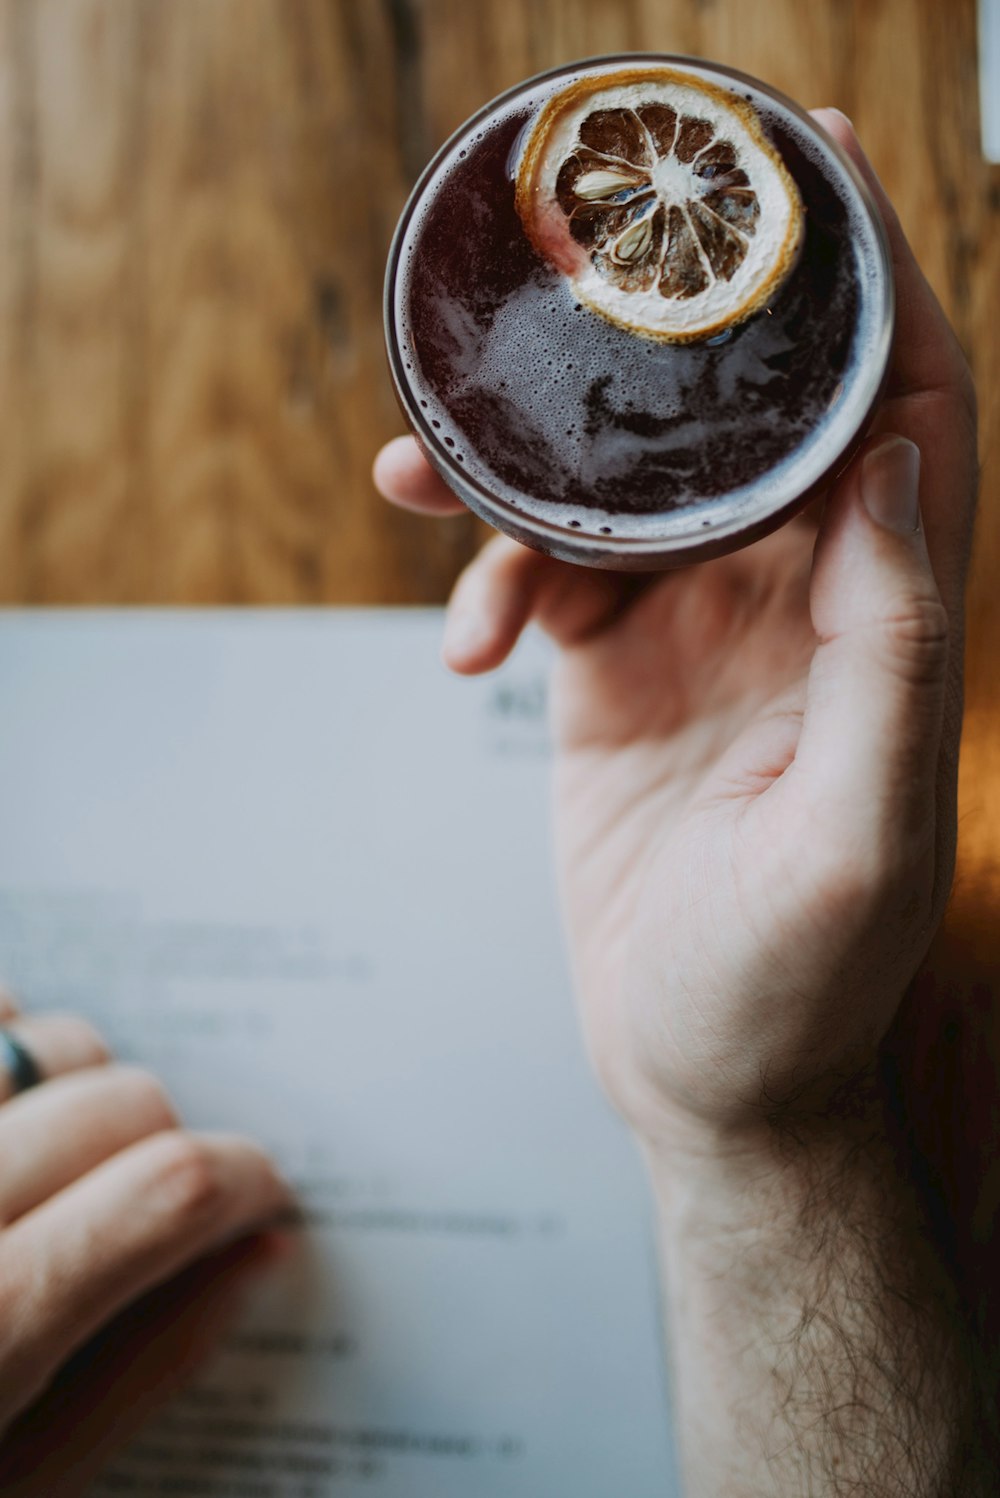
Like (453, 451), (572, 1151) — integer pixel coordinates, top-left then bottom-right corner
(374, 112), (978, 1163)
(0, 987), (292, 1495)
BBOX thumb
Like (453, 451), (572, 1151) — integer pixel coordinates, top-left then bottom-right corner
(792, 435), (949, 841)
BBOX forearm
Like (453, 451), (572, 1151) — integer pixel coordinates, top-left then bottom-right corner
(648, 1082), (985, 1497)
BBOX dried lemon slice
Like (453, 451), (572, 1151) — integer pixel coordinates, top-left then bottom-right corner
(515, 67), (804, 343)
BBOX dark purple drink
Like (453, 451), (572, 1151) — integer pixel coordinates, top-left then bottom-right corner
(386, 58), (893, 568)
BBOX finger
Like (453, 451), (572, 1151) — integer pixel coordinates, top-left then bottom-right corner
(373, 435), (468, 515)
(0, 1233), (292, 1497)
(0, 1130), (293, 1424)
(785, 435), (948, 856)
(442, 534), (631, 674)
(0, 983), (20, 1021)
(0, 1065), (177, 1224)
(809, 109), (973, 409)
(0, 1013), (110, 1103)
(809, 109), (977, 651)
(791, 492), (827, 532)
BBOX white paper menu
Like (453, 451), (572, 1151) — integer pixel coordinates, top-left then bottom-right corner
(0, 611), (679, 1498)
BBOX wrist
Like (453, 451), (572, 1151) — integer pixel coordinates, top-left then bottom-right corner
(643, 1064), (971, 1498)
(636, 1059), (890, 1224)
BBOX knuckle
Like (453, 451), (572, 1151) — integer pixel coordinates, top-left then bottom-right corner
(110, 1065), (179, 1133)
(145, 1132), (226, 1227)
(877, 597), (949, 686)
(48, 1013), (113, 1066)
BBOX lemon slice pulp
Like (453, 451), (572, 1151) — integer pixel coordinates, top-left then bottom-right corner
(515, 67), (805, 343)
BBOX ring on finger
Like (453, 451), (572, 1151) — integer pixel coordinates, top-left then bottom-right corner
(0, 1027), (44, 1096)
(0, 1014), (109, 1104)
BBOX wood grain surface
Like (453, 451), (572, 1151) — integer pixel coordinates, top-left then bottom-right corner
(0, 1), (996, 936)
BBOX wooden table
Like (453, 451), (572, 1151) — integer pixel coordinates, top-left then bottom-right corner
(0, 0), (996, 949)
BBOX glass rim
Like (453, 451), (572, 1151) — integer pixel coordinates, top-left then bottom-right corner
(384, 53), (895, 567)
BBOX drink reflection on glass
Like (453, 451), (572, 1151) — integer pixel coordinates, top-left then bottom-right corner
(385, 56), (894, 570)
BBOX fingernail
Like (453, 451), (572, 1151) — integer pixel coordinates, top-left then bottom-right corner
(826, 107), (854, 130)
(860, 436), (921, 534)
(443, 610), (491, 663)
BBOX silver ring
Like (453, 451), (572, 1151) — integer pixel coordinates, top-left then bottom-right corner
(0, 1028), (43, 1095)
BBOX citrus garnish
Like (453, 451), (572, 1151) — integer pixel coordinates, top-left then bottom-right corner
(515, 67), (804, 343)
